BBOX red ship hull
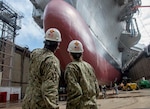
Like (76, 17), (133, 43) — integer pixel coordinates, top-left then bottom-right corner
(43, 0), (121, 84)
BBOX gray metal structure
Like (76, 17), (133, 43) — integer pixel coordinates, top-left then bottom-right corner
(0, 0), (23, 86)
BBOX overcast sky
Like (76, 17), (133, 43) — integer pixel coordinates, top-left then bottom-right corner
(135, 0), (150, 46)
(4, 0), (150, 51)
(5, 0), (44, 51)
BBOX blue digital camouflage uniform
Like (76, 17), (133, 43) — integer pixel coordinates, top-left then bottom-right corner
(22, 48), (61, 109)
(64, 61), (100, 109)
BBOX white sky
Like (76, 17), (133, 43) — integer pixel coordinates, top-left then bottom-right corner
(135, 0), (150, 46)
(4, 0), (150, 51)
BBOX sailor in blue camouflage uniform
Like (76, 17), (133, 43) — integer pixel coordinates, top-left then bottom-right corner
(22, 28), (62, 109)
(64, 40), (100, 109)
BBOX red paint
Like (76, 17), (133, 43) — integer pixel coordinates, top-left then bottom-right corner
(43, 0), (121, 84)
(0, 92), (7, 103)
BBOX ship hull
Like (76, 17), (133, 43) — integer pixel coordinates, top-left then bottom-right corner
(43, 0), (121, 84)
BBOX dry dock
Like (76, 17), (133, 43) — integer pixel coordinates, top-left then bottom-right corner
(0, 89), (150, 109)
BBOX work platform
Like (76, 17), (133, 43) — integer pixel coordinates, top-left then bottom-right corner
(0, 89), (150, 109)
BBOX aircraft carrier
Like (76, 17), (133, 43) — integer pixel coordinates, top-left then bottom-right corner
(29, 0), (144, 84)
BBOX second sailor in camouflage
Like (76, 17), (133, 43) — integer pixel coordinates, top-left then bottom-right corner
(65, 40), (100, 109)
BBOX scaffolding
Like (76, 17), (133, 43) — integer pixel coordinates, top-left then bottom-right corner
(0, 0), (23, 86)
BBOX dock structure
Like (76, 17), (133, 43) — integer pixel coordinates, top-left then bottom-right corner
(0, 0), (23, 86)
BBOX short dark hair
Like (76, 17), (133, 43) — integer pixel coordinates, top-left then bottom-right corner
(44, 40), (58, 52)
(71, 53), (82, 61)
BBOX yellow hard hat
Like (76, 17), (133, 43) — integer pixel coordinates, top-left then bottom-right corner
(67, 40), (84, 53)
(45, 28), (62, 42)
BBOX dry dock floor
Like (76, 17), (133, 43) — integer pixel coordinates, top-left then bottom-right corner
(0, 89), (150, 109)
